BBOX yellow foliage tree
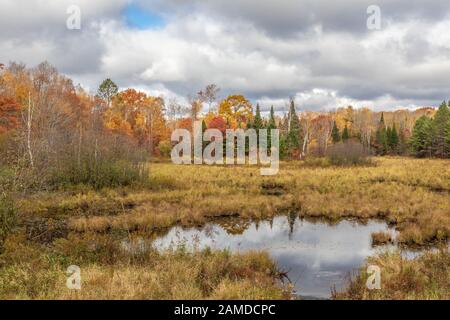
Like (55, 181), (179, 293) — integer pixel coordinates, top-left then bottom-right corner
(218, 94), (253, 129)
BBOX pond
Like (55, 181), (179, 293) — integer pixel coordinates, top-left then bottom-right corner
(152, 215), (399, 299)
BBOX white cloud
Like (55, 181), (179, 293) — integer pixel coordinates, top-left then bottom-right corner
(1, 0), (450, 111)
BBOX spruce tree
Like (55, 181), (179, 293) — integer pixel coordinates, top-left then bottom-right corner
(398, 125), (407, 155)
(267, 106), (277, 151)
(445, 118), (450, 157)
(202, 120), (208, 152)
(268, 105), (276, 129)
(390, 124), (399, 154)
(342, 125), (350, 141)
(286, 99), (301, 152)
(375, 113), (388, 155)
(331, 121), (341, 143)
(253, 103), (264, 131)
(432, 101), (450, 157)
(410, 116), (433, 157)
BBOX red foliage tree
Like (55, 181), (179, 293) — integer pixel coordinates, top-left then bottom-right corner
(207, 116), (227, 135)
(0, 96), (21, 134)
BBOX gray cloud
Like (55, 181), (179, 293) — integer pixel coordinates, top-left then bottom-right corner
(1, 0), (450, 112)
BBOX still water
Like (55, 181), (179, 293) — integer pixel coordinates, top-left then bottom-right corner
(153, 216), (397, 299)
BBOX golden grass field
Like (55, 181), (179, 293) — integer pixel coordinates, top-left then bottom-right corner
(0, 157), (449, 299)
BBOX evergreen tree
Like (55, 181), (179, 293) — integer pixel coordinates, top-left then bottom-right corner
(389, 124), (399, 153)
(97, 78), (118, 106)
(398, 125), (407, 155)
(253, 103), (264, 131)
(445, 118), (450, 157)
(432, 101), (450, 157)
(410, 116), (433, 157)
(268, 105), (276, 129)
(331, 121), (341, 143)
(202, 120), (208, 152)
(386, 126), (392, 149)
(267, 105), (277, 151)
(286, 99), (301, 152)
(375, 113), (388, 155)
(342, 125), (350, 141)
(279, 113), (289, 137)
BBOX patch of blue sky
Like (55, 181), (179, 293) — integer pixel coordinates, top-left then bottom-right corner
(124, 4), (164, 29)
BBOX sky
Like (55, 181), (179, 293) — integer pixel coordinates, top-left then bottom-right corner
(1, 0), (450, 113)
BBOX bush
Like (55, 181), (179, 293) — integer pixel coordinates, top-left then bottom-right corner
(46, 133), (150, 190)
(303, 157), (331, 168)
(158, 140), (172, 158)
(0, 194), (17, 252)
(327, 141), (373, 166)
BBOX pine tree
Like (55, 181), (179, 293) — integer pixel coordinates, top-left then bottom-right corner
(286, 99), (301, 152)
(267, 105), (277, 151)
(445, 118), (450, 157)
(253, 103), (264, 131)
(432, 101), (450, 157)
(410, 116), (433, 157)
(97, 78), (118, 106)
(342, 125), (350, 141)
(389, 124), (399, 154)
(386, 126), (393, 152)
(375, 113), (388, 155)
(268, 105), (276, 129)
(398, 125), (407, 155)
(279, 113), (289, 137)
(331, 121), (341, 143)
(202, 120), (208, 152)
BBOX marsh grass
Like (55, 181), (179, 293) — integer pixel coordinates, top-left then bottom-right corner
(0, 232), (289, 299)
(371, 231), (394, 246)
(333, 248), (449, 300)
(38, 157), (449, 246)
(1, 157), (449, 299)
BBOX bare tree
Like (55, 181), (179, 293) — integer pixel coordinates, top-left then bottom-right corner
(166, 97), (182, 130)
(197, 84), (220, 113)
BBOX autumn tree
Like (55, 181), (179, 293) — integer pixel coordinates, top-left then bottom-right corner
(188, 96), (202, 121)
(218, 94), (253, 129)
(198, 84), (220, 113)
(312, 114), (333, 156)
(0, 97), (21, 134)
(105, 89), (168, 154)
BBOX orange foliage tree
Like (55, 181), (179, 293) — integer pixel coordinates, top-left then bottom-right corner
(0, 96), (21, 134)
(105, 89), (169, 154)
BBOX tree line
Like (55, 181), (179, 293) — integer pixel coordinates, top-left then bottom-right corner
(1, 61), (449, 192)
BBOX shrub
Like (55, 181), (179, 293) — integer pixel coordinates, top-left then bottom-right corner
(158, 140), (172, 158)
(46, 133), (150, 190)
(0, 194), (17, 252)
(327, 141), (373, 166)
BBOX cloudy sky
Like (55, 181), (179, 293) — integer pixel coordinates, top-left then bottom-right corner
(2, 0), (450, 113)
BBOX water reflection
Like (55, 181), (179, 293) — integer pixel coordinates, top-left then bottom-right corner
(153, 216), (395, 299)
